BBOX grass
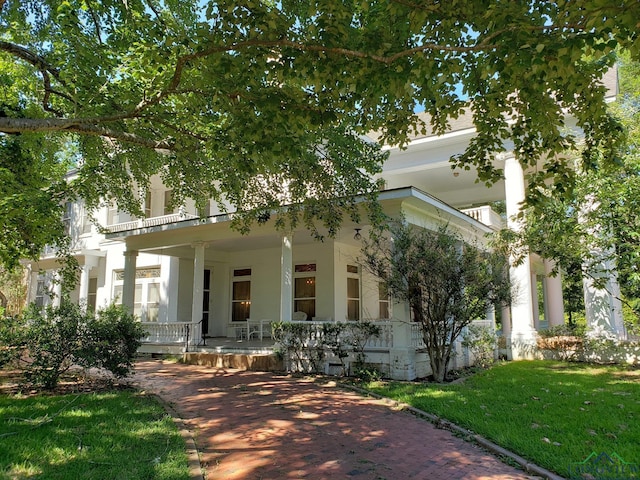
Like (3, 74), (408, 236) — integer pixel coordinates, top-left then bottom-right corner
(0, 389), (190, 479)
(361, 360), (640, 477)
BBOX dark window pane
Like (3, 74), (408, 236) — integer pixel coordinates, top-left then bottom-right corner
(202, 291), (210, 311)
(294, 263), (316, 273)
(202, 312), (209, 334)
(233, 281), (251, 300)
(232, 301), (251, 322)
(294, 299), (315, 319)
(203, 269), (211, 290)
(295, 277), (315, 298)
(347, 300), (360, 321)
(233, 268), (252, 277)
(347, 278), (359, 299)
(379, 302), (390, 319)
(347, 264), (358, 274)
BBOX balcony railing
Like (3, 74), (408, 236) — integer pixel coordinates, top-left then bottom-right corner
(461, 206), (504, 230)
(107, 212), (199, 233)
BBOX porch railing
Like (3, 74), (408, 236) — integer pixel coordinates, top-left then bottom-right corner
(410, 323), (426, 349)
(140, 322), (197, 350)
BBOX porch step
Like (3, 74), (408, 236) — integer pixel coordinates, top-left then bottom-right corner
(183, 352), (283, 372)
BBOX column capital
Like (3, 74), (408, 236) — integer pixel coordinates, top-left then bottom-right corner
(123, 249), (138, 258)
(191, 241), (209, 249)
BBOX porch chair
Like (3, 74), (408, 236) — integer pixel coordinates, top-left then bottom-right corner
(292, 311), (307, 321)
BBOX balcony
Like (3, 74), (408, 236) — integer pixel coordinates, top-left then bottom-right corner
(106, 212), (199, 234)
(460, 206), (504, 230)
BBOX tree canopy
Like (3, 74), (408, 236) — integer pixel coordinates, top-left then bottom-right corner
(361, 221), (511, 382)
(1, 1), (639, 266)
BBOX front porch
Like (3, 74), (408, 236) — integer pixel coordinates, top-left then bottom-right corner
(137, 319), (486, 380)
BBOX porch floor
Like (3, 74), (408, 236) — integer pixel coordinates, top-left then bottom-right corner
(193, 336), (276, 354)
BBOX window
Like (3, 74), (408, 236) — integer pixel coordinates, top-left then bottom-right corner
(378, 282), (391, 319)
(294, 263), (316, 319)
(62, 202), (73, 235)
(112, 267), (161, 322)
(144, 191), (152, 218)
(164, 190), (177, 215)
(107, 202), (119, 225)
(198, 200), (211, 218)
(232, 268), (251, 322)
(347, 265), (360, 320)
(81, 204), (92, 234)
(35, 279), (46, 309)
(87, 277), (97, 312)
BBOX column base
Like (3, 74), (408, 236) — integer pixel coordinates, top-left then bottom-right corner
(509, 329), (538, 360)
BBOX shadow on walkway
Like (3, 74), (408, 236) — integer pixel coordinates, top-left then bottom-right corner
(131, 359), (538, 480)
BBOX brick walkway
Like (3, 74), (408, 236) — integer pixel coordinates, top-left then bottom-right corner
(131, 360), (538, 480)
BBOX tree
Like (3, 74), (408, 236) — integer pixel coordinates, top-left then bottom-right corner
(0, 265), (28, 315)
(507, 51), (640, 326)
(1, 1), (638, 268)
(361, 221), (511, 382)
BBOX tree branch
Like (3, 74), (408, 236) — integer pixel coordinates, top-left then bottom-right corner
(0, 117), (176, 151)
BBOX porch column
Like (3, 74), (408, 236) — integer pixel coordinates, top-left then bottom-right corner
(280, 234), (293, 322)
(122, 249), (138, 314)
(503, 154), (536, 358)
(580, 196), (627, 339)
(79, 265), (91, 310)
(543, 260), (565, 328)
(583, 263), (626, 339)
(191, 242), (206, 342)
(51, 271), (63, 307)
(531, 272), (540, 330)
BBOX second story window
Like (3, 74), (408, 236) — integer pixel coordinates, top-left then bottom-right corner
(164, 190), (178, 215)
(62, 202), (73, 235)
(144, 191), (152, 218)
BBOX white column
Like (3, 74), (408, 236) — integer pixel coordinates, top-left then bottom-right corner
(79, 264), (91, 310)
(580, 196), (627, 339)
(583, 264), (626, 339)
(51, 271), (63, 307)
(122, 249), (138, 314)
(531, 272), (540, 330)
(543, 260), (565, 328)
(191, 242), (206, 342)
(280, 234), (293, 322)
(504, 155), (537, 358)
(501, 305), (512, 355)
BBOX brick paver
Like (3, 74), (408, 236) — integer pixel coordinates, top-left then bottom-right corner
(131, 360), (538, 480)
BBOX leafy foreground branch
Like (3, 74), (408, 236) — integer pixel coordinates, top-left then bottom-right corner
(0, 301), (146, 389)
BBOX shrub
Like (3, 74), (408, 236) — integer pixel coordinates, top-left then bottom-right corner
(0, 301), (146, 389)
(272, 320), (381, 376)
(76, 303), (146, 377)
(461, 324), (497, 368)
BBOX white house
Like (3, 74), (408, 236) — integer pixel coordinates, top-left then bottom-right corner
(24, 71), (623, 379)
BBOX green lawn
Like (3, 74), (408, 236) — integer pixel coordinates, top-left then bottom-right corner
(0, 390), (190, 480)
(362, 360), (640, 478)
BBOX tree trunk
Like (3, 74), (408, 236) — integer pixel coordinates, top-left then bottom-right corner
(0, 289), (7, 311)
